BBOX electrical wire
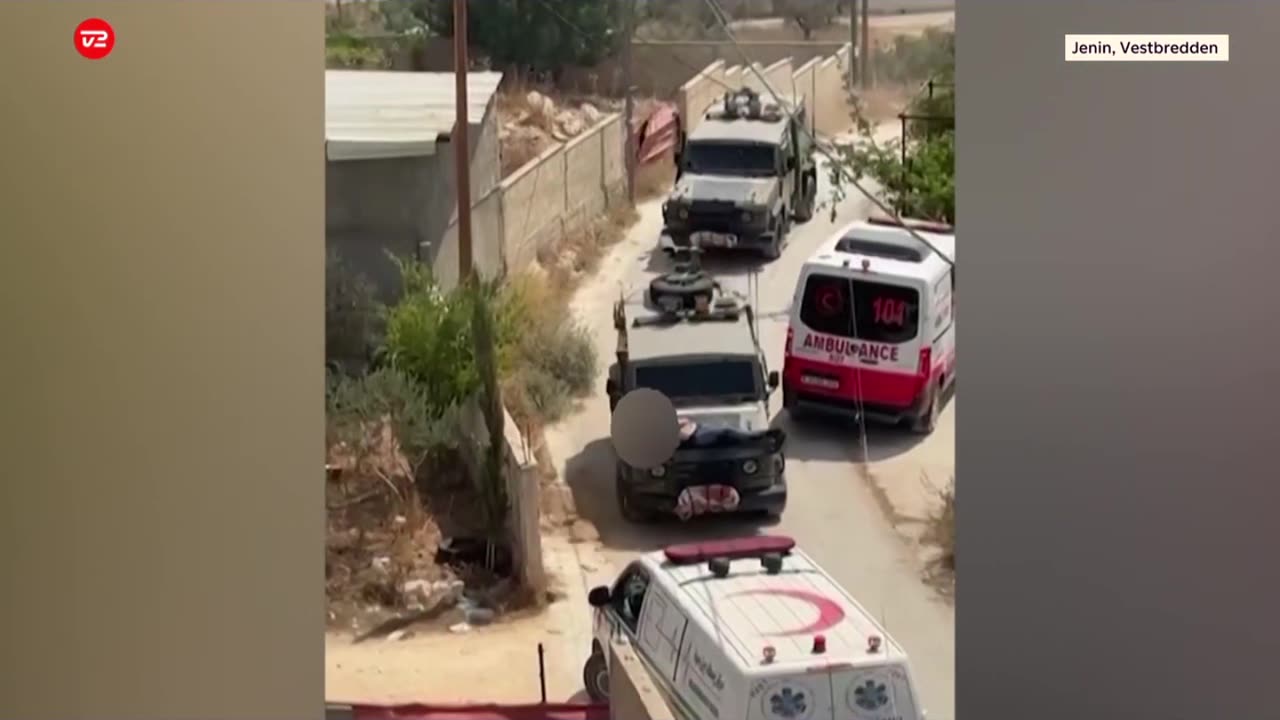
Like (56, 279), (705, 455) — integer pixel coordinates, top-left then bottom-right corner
(697, 0), (954, 457)
(698, 0), (955, 271)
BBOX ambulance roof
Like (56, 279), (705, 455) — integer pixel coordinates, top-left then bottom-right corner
(803, 218), (955, 286)
(641, 538), (908, 674)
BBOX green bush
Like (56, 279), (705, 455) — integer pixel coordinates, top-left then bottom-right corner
(326, 366), (462, 475)
(379, 259), (596, 428)
(325, 31), (391, 69)
(521, 317), (597, 398)
(381, 258), (486, 415)
(835, 27), (955, 225)
(873, 27), (955, 87)
(326, 251), (382, 371)
(494, 273), (598, 425)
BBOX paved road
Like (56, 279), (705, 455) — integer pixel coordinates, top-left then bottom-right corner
(544, 142), (955, 719)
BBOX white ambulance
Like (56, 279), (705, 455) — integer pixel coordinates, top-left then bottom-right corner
(581, 536), (927, 720)
(782, 217), (956, 434)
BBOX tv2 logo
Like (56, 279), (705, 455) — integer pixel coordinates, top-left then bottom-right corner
(75, 18), (115, 60)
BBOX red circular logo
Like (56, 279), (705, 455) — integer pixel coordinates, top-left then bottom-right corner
(74, 18), (115, 60)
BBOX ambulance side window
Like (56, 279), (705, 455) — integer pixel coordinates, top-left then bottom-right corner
(611, 564), (651, 635)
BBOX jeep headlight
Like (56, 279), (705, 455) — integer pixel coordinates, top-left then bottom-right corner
(739, 209), (753, 223)
(678, 206), (689, 220)
(741, 459), (759, 475)
(650, 465), (667, 478)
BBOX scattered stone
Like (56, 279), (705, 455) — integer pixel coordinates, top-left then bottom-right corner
(402, 578), (431, 599)
(570, 519), (599, 543)
(449, 622), (473, 634)
(432, 578), (466, 605)
(371, 556), (392, 575)
(392, 515), (407, 527)
(525, 91), (555, 121)
(386, 629), (413, 642)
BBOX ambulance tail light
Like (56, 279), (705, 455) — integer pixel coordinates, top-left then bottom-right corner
(785, 326), (794, 356)
(918, 347), (932, 378)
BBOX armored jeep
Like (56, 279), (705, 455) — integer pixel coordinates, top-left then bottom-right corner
(605, 261), (788, 523)
(660, 87), (819, 260)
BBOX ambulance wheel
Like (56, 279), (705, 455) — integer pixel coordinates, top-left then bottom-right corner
(911, 387), (940, 435)
(583, 651), (610, 703)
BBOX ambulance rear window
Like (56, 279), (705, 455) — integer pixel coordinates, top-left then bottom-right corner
(799, 274), (920, 344)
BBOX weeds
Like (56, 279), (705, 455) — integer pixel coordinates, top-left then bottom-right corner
(326, 252), (383, 373)
(926, 476), (955, 571)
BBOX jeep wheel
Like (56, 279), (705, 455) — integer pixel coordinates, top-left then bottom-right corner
(583, 652), (610, 702)
(794, 176), (816, 223)
(762, 212), (787, 260)
(616, 472), (656, 524)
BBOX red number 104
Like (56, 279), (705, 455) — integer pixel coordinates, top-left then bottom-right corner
(873, 297), (906, 326)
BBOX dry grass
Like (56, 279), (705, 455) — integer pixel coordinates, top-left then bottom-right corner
(534, 203), (639, 290)
(499, 198), (640, 440)
(855, 85), (915, 124)
(325, 420), (455, 631)
(923, 476), (955, 595)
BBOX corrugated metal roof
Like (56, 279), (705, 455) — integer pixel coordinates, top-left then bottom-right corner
(325, 70), (503, 162)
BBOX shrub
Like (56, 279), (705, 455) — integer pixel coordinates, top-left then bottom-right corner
(326, 251), (382, 372)
(381, 258), (487, 415)
(929, 477), (955, 571)
(326, 366), (463, 478)
(873, 27), (955, 87)
(834, 27), (955, 224)
(494, 272), (598, 426)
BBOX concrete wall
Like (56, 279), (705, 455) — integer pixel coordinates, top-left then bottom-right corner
(325, 96), (503, 300)
(460, 397), (546, 595)
(629, 41), (847, 97)
(608, 640), (676, 720)
(498, 114), (627, 274)
(677, 43), (853, 139)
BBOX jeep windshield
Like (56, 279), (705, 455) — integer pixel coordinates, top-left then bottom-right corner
(682, 141), (778, 178)
(632, 357), (761, 405)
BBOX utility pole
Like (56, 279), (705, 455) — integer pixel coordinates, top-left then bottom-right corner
(621, 0), (637, 206)
(859, 0), (870, 89)
(848, 0), (858, 90)
(452, 0), (474, 280)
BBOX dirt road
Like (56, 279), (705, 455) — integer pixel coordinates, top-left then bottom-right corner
(326, 124), (955, 719)
(542, 129), (955, 719)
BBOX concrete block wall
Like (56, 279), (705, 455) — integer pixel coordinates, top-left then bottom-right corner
(676, 60), (727, 137)
(498, 114), (627, 274)
(677, 43), (854, 140)
(325, 98), (504, 299)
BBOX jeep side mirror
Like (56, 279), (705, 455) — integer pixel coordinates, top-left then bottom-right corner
(605, 379), (619, 396)
(767, 371), (780, 390)
(785, 156), (796, 171)
(588, 585), (611, 607)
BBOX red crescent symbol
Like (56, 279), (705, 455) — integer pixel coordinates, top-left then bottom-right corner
(816, 287), (841, 314)
(728, 589), (846, 637)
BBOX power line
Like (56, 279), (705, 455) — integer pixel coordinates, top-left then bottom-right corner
(698, 0), (955, 271)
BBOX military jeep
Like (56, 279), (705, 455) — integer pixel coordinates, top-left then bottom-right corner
(660, 87), (819, 260)
(605, 262), (788, 523)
